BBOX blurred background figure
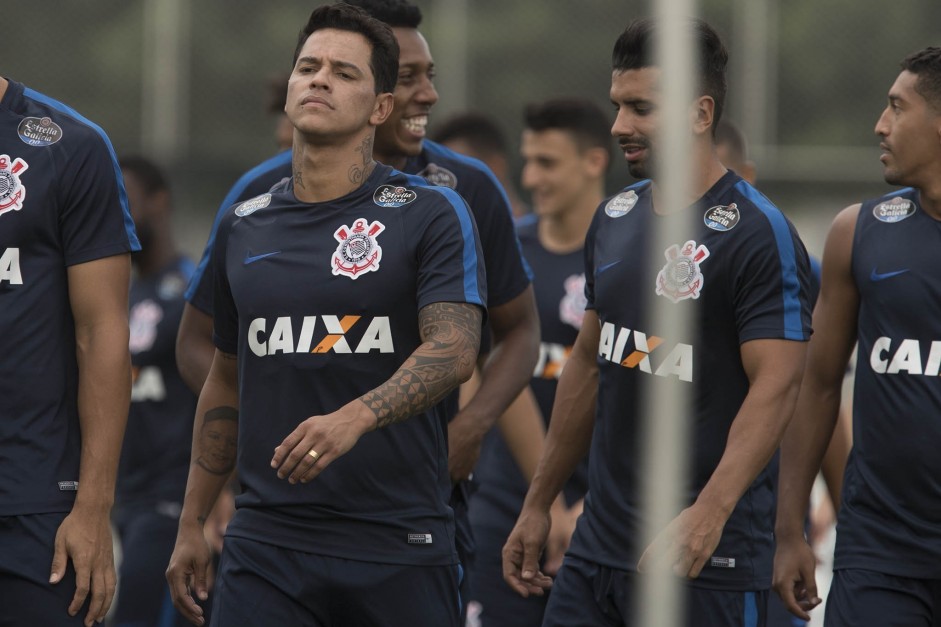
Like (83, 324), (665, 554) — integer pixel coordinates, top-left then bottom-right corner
(467, 97), (611, 627)
(264, 71), (293, 152)
(432, 111), (530, 218)
(113, 156), (202, 627)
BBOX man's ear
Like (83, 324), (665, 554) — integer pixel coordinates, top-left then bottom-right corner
(371, 92), (395, 127)
(691, 95), (715, 136)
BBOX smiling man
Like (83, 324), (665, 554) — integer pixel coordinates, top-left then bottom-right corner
(774, 47), (941, 627)
(503, 18), (814, 627)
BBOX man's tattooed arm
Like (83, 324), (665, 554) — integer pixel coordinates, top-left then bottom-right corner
(360, 302), (482, 428)
(194, 406), (238, 476)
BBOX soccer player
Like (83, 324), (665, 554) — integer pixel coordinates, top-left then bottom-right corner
(433, 111), (531, 219)
(503, 18), (814, 626)
(175, 0), (539, 608)
(773, 47), (941, 626)
(165, 5), (485, 627)
(112, 156), (200, 627)
(0, 76), (139, 626)
(468, 98), (611, 627)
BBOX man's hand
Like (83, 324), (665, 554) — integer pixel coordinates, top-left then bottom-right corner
(544, 498), (582, 576)
(203, 487), (235, 555)
(448, 411), (486, 484)
(637, 502), (726, 579)
(772, 535), (821, 621)
(502, 506), (554, 597)
(271, 399), (376, 484)
(167, 521), (213, 626)
(49, 504), (116, 627)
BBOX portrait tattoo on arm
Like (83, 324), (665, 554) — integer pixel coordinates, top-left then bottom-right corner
(195, 406), (238, 476)
(361, 302), (482, 428)
(348, 136), (375, 185)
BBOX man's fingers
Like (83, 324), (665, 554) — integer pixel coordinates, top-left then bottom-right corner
(98, 567), (117, 624)
(168, 567), (205, 625)
(69, 560), (91, 617)
(84, 567), (108, 627)
(270, 428), (304, 470)
(49, 533), (67, 584)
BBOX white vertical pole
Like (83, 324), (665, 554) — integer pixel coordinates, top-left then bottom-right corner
(142, 0), (190, 162)
(636, 0), (696, 625)
(427, 0), (469, 117)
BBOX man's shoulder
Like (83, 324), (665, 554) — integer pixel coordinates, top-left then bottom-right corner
(417, 140), (500, 193)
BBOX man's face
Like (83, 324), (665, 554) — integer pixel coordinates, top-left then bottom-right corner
(285, 28), (381, 141)
(521, 129), (599, 218)
(374, 27), (438, 161)
(121, 170), (155, 252)
(610, 67), (661, 180)
(199, 418), (237, 473)
(875, 70), (941, 187)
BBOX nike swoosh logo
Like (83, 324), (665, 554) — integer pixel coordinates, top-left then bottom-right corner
(596, 259), (622, 275)
(870, 268), (909, 282)
(244, 250), (281, 265)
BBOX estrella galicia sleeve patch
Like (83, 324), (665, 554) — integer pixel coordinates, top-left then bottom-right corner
(373, 185), (417, 208)
(417, 163), (458, 189)
(604, 190), (638, 218)
(234, 193), (272, 217)
(704, 203), (740, 231)
(17, 116), (63, 146)
(873, 196), (916, 223)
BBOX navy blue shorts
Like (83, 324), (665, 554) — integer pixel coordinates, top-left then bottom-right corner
(210, 535), (462, 627)
(542, 555), (768, 627)
(825, 568), (941, 627)
(468, 524), (547, 627)
(0, 512), (89, 627)
(452, 480), (476, 623)
(112, 504), (200, 627)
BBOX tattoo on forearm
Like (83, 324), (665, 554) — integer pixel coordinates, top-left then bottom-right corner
(348, 136), (374, 185)
(195, 406), (238, 476)
(362, 302), (482, 428)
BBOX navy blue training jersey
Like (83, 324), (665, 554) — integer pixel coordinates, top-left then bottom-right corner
(834, 188), (941, 578)
(117, 257), (198, 508)
(211, 164), (486, 566)
(188, 140), (530, 320)
(0, 79), (140, 516)
(471, 218), (589, 530)
(568, 172), (813, 590)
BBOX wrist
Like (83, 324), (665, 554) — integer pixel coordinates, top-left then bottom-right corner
(350, 398), (379, 433)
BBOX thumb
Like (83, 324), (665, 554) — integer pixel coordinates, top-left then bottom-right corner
(49, 532), (67, 584)
(194, 558), (210, 601)
(801, 563), (820, 607)
(520, 538), (542, 580)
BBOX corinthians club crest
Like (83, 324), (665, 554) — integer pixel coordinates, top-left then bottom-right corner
(655, 240), (710, 303)
(332, 218), (386, 279)
(0, 155), (29, 218)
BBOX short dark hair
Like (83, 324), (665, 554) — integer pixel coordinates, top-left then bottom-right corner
(524, 98), (613, 165)
(265, 71), (290, 114)
(901, 47), (941, 112)
(342, 0), (423, 28)
(292, 3), (399, 94)
(432, 112), (508, 157)
(118, 155), (170, 197)
(612, 17), (729, 134)
(714, 119), (747, 163)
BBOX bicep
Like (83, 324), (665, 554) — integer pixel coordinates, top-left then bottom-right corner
(67, 254), (132, 329)
(807, 205), (861, 386)
(740, 338), (807, 390)
(418, 302), (484, 350)
(488, 285), (537, 337)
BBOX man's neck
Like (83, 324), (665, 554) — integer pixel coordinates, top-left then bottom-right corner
(538, 189), (603, 254)
(0, 77), (9, 102)
(135, 236), (177, 279)
(651, 154), (728, 215)
(292, 132), (378, 203)
(372, 147), (409, 171)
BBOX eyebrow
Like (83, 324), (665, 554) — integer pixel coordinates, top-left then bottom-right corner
(296, 56), (364, 75)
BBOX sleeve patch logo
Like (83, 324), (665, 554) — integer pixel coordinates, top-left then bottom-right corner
(17, 116), (63, 146)
(417, 163), (458, 189)
(559, 273), (587, 330)
(656, 240), (710, 303)
(704, 203), (740, 231)
(605, 190), (638, 218)
(332, 219), (385, 279)
(234, 193), (272, 217)
(873, 196), (916, 223)
(0, 155), (29, 218)
(373, 185), (417, 208)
